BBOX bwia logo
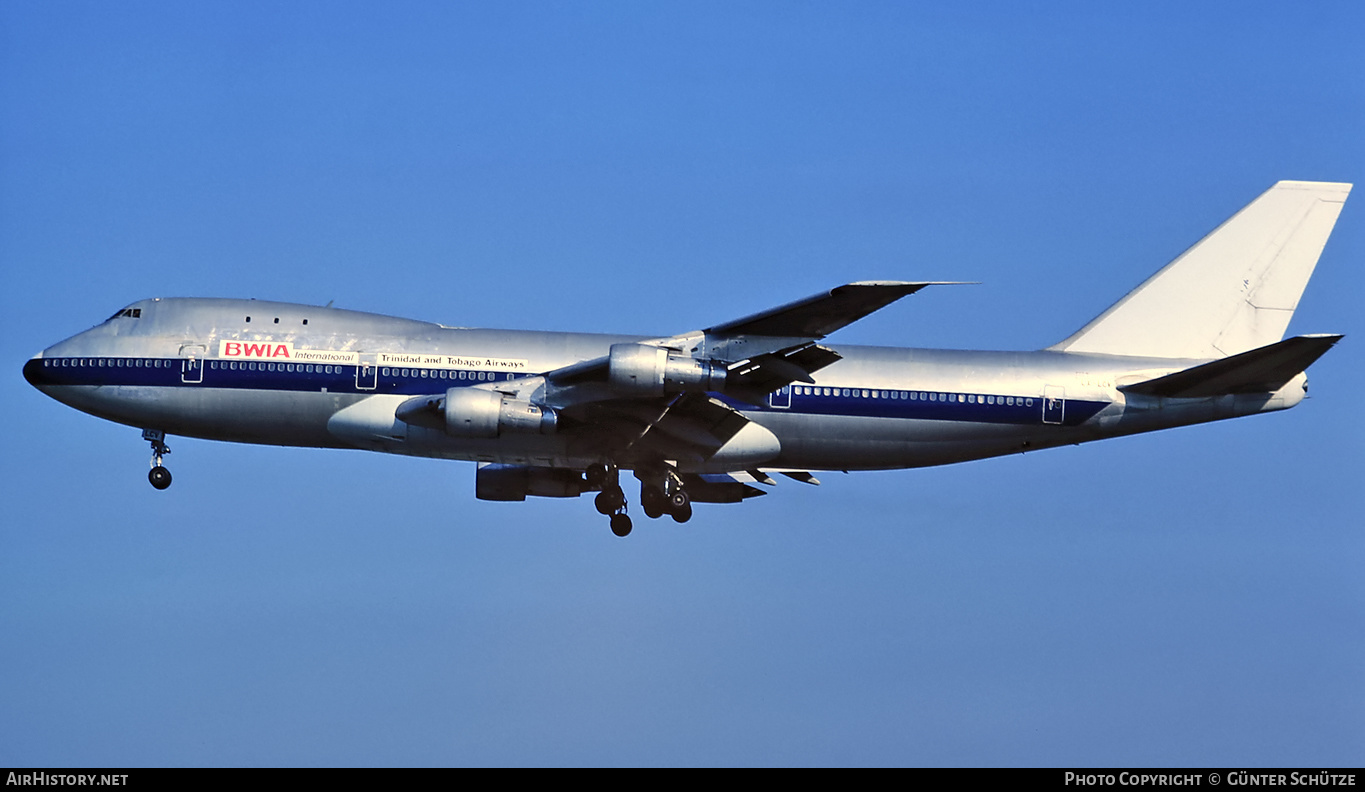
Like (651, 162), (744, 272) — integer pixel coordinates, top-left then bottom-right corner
(219, 341), (293, 359)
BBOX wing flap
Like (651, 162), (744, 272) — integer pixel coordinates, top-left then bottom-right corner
(724, 342), (843, 404)
(679, 474), (768, 503)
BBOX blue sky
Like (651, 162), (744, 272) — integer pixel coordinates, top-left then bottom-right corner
(2, 1), (1361, 767)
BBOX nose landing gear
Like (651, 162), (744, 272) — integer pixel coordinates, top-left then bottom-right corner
(143, 429), (172, 490)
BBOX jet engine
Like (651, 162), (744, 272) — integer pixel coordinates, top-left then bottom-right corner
(608, 343), (727, 396)
(443, 387), (557, 438)
(396, 388), (557, 438)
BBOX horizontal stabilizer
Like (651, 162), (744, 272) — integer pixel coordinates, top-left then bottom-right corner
(1119, 334), (1342, 398)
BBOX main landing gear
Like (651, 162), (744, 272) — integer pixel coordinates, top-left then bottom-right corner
(639, 479), (691, 524)
(143, 429), (172, 490)
(586, 464), (693, 537)
(587, 464), (633, 537)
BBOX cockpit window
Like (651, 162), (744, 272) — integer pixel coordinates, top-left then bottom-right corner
(106, 308), (142, 321)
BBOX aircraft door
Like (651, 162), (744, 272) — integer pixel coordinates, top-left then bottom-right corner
(1042, 385), (1065, 424)
(356, 354), (378, 390)
(768, 384), (791, 409)
(180, 344), (206, 384)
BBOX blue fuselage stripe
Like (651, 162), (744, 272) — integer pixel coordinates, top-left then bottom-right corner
(24, 357), (1109, 427)
(747, 389), (1106, 427)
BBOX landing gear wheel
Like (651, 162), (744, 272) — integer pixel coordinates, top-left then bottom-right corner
(669, 501), (692, 524)
(148, 465), (172, 490)
(595, 486), (625, 515)
(142, 429), (173, 490)
(640, 485), (667, 519)
(668, 488), (690, 511)
(609, 513), (633, 537)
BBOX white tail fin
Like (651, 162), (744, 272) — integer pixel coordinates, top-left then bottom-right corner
(1050, 181), (1350, 359)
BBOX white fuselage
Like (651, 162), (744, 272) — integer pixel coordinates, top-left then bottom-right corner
(24, 297), (1305, 475)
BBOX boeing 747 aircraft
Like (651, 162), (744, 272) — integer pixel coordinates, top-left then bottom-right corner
(24, 181), (1350, 536)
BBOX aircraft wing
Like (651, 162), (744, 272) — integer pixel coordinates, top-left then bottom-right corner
(543, 281), (947, 406)
(705, 281), (938, 338)
(403, 282), (940, 471)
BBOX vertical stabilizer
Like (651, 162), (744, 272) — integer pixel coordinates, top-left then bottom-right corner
(1049, 181), (1350, 359)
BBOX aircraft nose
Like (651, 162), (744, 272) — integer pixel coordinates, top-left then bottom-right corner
(23, 353), (49, 389)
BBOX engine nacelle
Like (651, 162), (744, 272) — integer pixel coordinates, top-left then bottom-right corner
(608, 343), (727, 396)
(476, 464), (583, 501)
(443, 387), (557, 438)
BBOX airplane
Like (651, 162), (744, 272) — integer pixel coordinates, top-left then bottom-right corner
(23, 180), (1351, 537)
